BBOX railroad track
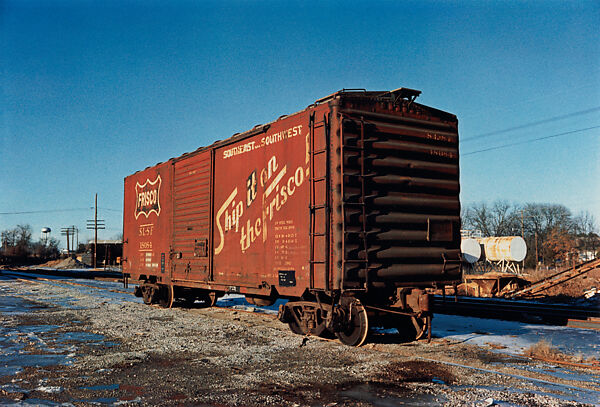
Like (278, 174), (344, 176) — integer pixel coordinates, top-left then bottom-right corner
(434, 295), (600, 327)
(0, 267), (122, 280)
(2, 268), (600, 382)
(0, 269), (133, 295)
(4, 268), (598, 329)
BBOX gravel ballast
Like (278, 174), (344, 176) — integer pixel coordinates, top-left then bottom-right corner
(0, 274), (597, 406)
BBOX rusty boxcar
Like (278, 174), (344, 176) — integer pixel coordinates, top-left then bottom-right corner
(123, 88), (461, 346)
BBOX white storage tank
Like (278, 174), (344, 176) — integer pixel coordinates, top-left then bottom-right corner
(479, 236), (527, 262)
(460, 238), (481, 264)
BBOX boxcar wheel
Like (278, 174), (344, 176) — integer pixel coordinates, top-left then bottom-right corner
(288, 320), (306, 335)
(158, 284), (174, 308)
(395, 315), (428, 341)
(198, 291), (218, 308)
(412, 316), (428, 341)
(246, 296), (275, 307)
(335, 302), (369, 347)
(141, 285), (155, 305)
(286, 305), (329, 337)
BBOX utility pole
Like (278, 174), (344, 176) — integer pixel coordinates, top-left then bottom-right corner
(95, 194), (97, 267)
(71, 225), (76, 254)
(535, 231), (539, 271)
(87, 193), (105, 269)
(61, 226), (76, 255)
(521, 210), (525, 270)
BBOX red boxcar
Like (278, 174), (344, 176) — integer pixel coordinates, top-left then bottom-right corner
(123, 88), (461, 345)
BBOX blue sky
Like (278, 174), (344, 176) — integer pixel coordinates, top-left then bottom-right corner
(1, 0), (599, 247)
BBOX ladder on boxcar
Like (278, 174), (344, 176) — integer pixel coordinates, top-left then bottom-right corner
(339, 115), (370, 291)
(309, 112), (330, 291)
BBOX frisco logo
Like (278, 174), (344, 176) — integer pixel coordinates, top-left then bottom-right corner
(135, 175), (162, 219)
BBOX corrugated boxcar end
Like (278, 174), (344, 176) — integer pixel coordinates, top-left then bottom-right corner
(123, 88), (462, 346)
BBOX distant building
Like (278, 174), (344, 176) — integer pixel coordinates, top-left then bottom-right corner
(579, 250), (597, 262)
(80, 239), (123, 266)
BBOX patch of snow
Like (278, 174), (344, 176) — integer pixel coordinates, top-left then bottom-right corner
(433, 314), (600, 360)
(34, 385), (63, 393)
(114, 396), (141, 404)
(217, 294), (285, 315)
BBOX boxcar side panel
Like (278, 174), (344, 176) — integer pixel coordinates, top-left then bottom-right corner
(123, 162), (173, 280)
(211, 111), (318, 296)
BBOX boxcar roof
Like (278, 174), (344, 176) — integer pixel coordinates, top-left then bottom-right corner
(129, 88), (457, 176)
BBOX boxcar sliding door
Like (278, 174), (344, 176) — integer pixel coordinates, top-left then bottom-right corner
(171, 150), (212, 282)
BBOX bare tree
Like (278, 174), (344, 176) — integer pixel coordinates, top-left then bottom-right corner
(1, 224), (58, 262)
(489, 201), (520, 236)
(573, 211), (599, 259)
(463, 202), (492, 236)
(462, 200), (519, 237)
(32, 237), (60, 259)
(1, 224), (33, 257)
(1, 228), (17, 251)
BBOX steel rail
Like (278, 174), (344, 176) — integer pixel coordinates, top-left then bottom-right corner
(1, 270), (132, 295)
(4, 269), (597, 328)
(434, 295), (600, 324)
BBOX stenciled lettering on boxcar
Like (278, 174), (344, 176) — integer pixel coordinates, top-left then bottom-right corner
(134, 175), (162, 219)
(221, 125), (303, 160)
(215, 154), (307, 255)
(425, 132), (454, 143)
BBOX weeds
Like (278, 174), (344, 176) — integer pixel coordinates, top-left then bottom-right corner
(524, 340), (598, 366)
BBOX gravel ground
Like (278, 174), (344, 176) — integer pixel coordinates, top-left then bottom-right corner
(0, 274), (598, 406)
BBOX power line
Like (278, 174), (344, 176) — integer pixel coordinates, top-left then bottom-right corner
(462, 125), (600, 156)
(99, 207), (122, 213)
(462, 107), (600, 142)
(0, 208), (92, 215)
(1, 207), (122, 216)
(460, 82), (600, 120)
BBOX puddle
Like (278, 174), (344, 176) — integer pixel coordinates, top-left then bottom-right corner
(0, 354), (72, 377)
(16, 325), (60, 334)
(0, 295), (34, 315)
(54, 332), (105, 343)
(0, 281), (128, 406)
(80, 383), (120, 391)
(0, 291), (117, 381)
(0, 322), (71, 376)
(72, 395), (141, 405)
(0, 383), (28, 393)
(0, 398), (69, 406)
(339, 383), (447, 406)
(74, 396), (120, 404)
